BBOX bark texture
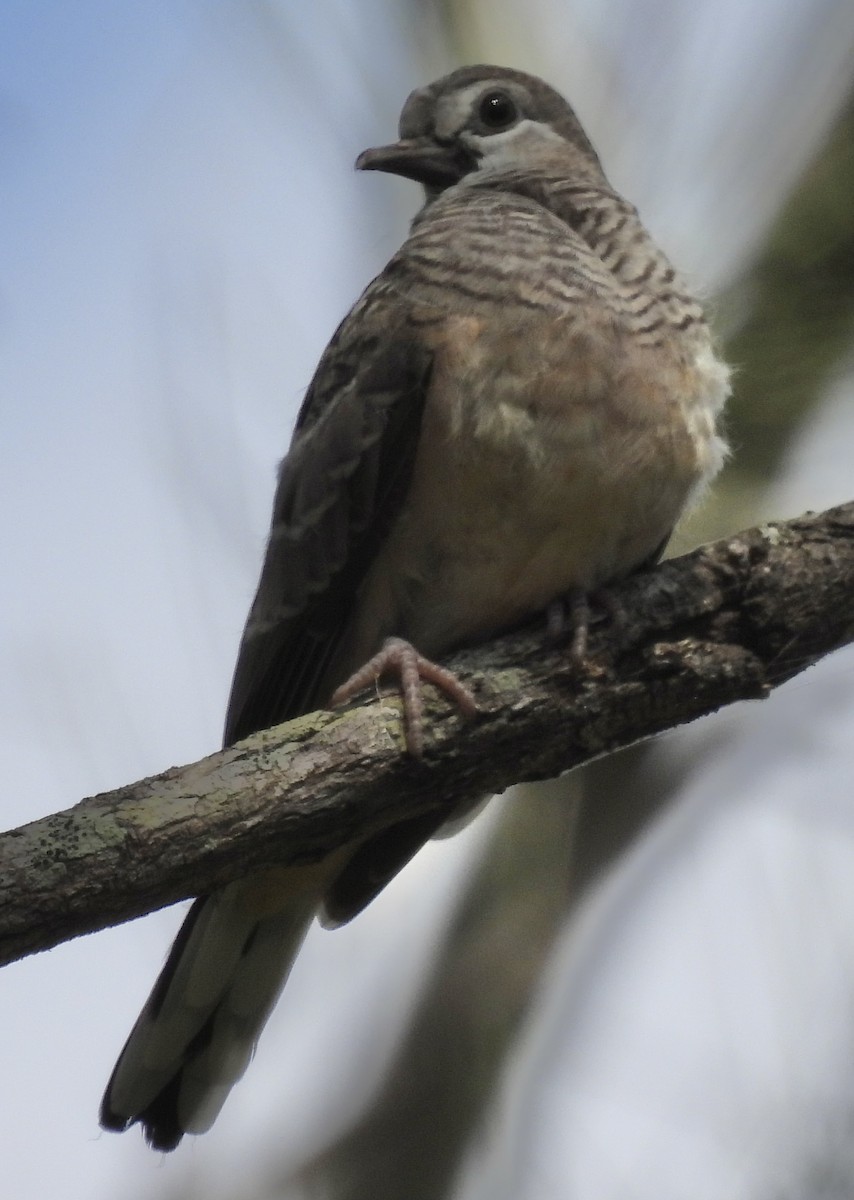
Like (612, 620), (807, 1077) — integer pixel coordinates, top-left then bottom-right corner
(1, 501), (852, 969)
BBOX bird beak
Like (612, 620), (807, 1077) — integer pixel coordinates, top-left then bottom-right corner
(355, 138), (472, 189)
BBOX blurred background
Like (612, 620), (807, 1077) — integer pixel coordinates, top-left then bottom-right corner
(2, 2), (854, 1197)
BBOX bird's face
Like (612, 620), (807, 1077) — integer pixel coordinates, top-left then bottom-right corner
(356, 65), (604, 197)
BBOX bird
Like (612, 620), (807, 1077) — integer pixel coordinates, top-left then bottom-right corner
(100, 64), (730, 1151)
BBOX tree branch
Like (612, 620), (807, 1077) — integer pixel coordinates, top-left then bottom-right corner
(2, 502), (853, 969)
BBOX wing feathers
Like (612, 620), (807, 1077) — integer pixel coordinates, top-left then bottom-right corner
(224, 320), (432, 744)
(103, 297), (437, 1150)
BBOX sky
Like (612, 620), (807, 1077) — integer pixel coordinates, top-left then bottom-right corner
(2, 3), (854, 1199)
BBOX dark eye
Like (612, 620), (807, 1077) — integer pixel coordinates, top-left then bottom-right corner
(477, 90), (519, 131)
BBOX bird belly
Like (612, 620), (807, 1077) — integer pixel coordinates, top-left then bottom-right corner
(340, 323), (727, 668)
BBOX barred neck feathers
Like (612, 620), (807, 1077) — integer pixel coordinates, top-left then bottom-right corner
(457, 169), (707, 346)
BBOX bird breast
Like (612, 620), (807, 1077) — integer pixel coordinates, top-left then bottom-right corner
(340, 296), (728, 670)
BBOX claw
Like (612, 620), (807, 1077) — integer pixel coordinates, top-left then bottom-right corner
(330, 637), (477, 756)
(546, 590), (591, 666)
(546, 585), (629, 669)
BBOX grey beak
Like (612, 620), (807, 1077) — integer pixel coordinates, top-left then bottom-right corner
(355, 138), (472, 188)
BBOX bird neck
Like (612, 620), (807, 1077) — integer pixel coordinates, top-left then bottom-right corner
(471, 167), (678, 288)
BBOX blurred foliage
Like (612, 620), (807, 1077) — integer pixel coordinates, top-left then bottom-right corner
(719, 84), (854, 494)
(286, 784), (582, 1200)
(671, 80), (854, 555)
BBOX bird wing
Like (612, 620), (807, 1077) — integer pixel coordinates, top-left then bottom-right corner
(224, 292), (433, 745)
(100, 294), (436, 1151)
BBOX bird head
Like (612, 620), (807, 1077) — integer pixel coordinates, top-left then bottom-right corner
(356, 65), (606, 199)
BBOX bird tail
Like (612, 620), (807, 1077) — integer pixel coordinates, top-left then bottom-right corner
(100, 877), (317, 1151)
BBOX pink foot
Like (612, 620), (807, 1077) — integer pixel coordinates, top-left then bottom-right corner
(330, 637), (477, 757)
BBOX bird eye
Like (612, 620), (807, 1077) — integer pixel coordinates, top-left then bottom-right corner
(477, 90), (519, 131)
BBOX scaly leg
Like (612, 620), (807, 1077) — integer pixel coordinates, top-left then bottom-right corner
(547, 587), (627, 666)
(546, 590), (592, 665)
